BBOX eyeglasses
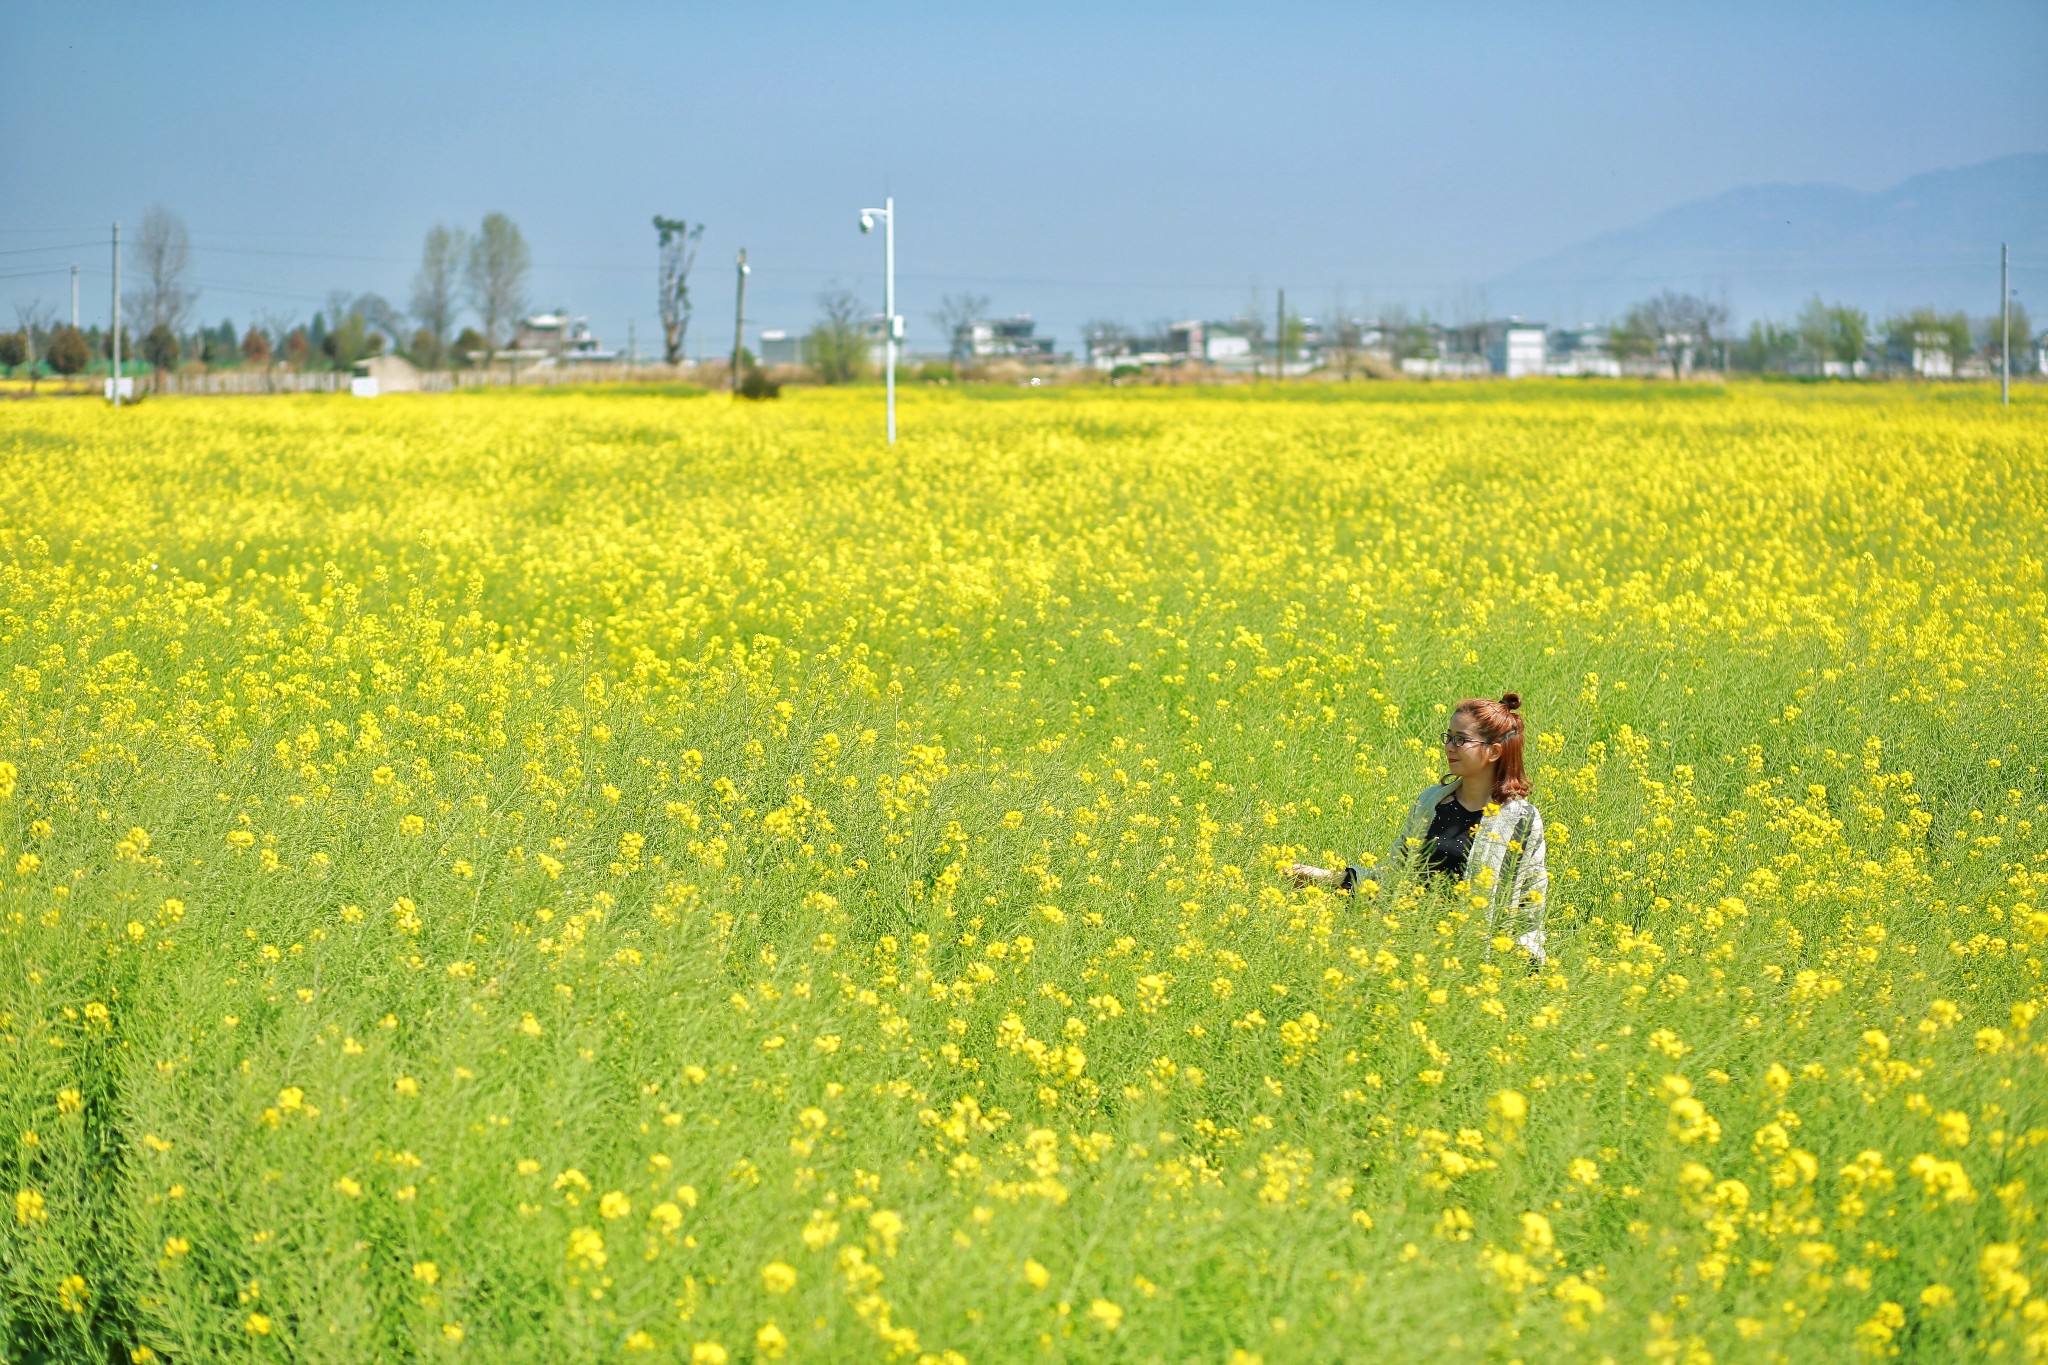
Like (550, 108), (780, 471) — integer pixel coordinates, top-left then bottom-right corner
(1441, 730), (1485, 749)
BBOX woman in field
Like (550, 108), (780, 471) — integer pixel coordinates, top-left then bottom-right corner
(1288, 693), (1550, 962)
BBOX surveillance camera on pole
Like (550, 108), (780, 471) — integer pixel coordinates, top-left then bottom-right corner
(858, 198), (898, 443)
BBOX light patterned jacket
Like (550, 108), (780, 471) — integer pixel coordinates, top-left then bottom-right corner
(1343, 777), (1551, 962)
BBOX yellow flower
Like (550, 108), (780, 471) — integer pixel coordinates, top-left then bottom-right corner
(412, 1260), (440, 1285)
(691, 1344), (728, 1365)
(761, 1261), (797, 1294)
(599, 1190), (632, 1220)
(244, 1313), (271, 1336)
(566, 1226), (606, 1270)
(1023, 1259), (1051, 1289)
(15, 1189), (47, 1225)
(1089, 1299), (1124, 1330)
(755, 1322), (788, 1359)
(623, 1330), (656, 1351)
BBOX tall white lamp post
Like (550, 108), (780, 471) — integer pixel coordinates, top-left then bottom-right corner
(859, 197), (899, 443)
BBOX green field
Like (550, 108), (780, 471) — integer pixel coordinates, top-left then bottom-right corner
(2, 383), (2046, 1362)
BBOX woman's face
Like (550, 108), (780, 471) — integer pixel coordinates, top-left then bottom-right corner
(1443, 710), (1500, 780)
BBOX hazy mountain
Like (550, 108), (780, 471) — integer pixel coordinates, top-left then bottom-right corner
(1490, 153), (2047, 327)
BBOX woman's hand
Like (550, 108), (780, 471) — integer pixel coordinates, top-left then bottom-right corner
(1287, 863), (1341, 889)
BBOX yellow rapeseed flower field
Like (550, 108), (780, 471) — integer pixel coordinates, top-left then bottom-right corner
(1, 382), (2045, 1362)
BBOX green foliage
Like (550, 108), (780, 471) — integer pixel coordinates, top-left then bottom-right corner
(45, 327), (90, 377)
(1982, 303), (2033, 365)
(1796, 297), (1869, 368)
(1740, 320), (1799, 373)
(0, 331), (25, 372)
(407, 327), (443, 370)
(451, 327), (488, 369)
(239, 327), (271, 369)
(1886, 307), (1972, 360)
(1607, 310), (1658, 365)
(321, 311), (381, 369)
(736, 367), (781, 400)
(807, 288), (869, 385)
(140, 323), (180, 374)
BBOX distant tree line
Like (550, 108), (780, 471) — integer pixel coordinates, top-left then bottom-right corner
(0, 205), (537, 389)
(8, 204), (2033, 391)
(1727, 296), (2029, 376)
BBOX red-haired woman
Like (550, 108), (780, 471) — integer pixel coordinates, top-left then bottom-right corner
(1289, 693), (1551, 962)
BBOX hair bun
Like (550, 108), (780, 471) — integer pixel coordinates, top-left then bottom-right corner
(1499, 692), (1521, 712)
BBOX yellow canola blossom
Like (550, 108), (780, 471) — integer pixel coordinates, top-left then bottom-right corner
(0, 383), (2044, 1360)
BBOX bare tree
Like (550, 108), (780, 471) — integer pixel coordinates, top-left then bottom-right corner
(1626, 291), (1729, 378)
(125, 205), (198, 339)
(1381, 305), (1434, 365)
(1081, 319), (1132, 359)
(1320, 292), (1353, 379)
(464, 212), (530, 363)
(354, 292), (408, 350)
(807, 287), (869, 385)
(653, 216), (703, 365)
(13, 301), (54, 393)
(929, 292), (990, 369)
(411, 224), (467, 367)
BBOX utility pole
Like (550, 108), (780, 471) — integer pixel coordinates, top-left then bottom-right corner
(2002, 242), (2010, 407)
(858, 197), (898, 443)
(70, 265), (79, 329)
(110, 222), (122, 408)
(1275, 288), (1286, 382)
(732, 249), (749, 393)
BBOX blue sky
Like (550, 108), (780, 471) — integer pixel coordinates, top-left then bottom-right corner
(4, 1), (2043, 355)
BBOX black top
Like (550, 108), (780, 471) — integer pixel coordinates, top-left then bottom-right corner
(1420, 795), (1486, 878)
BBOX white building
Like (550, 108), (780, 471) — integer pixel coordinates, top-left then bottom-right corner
(759, 330), (806, 367)
(1483, 320), (1546, 377)
(351, 353), (422, 394)
(1546, 327), (1620, 378)
(511, 312), (616, 363)
(1888, 331), (1954, 378)
(960, 316), (1055, 359)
